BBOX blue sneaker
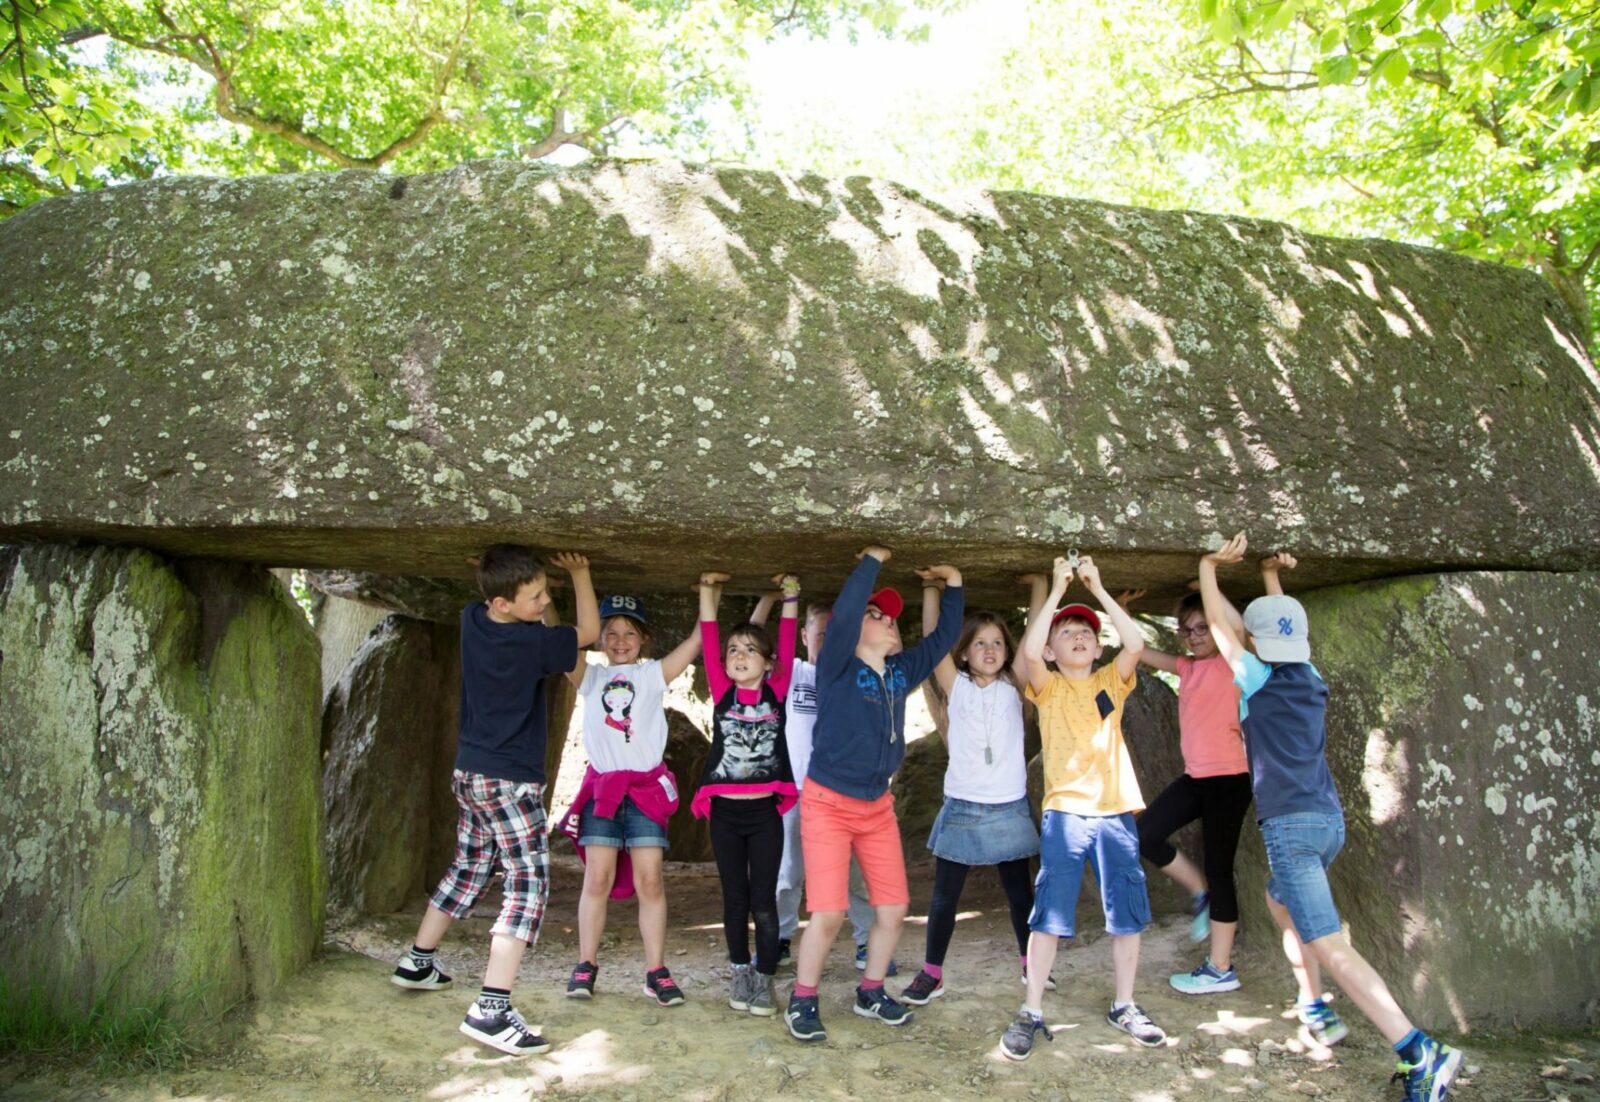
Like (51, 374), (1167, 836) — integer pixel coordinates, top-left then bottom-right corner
(1169, 958), (1240, 995)
(854, 985), (913, 1025)
(785, 993), (827, 1043)
(1298, 998), (1349, 1046)
(1190, 891), (1210, 942)
(854, 943), (898, 976)
(1392, 1037), (1463, 1102)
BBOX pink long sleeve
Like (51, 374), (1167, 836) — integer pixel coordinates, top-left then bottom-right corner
(700, 619), (733, 699)
(767, 614), (798, 700)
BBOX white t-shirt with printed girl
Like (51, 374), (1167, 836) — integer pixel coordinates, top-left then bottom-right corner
(578, 659), (669, 774)
(943, 674), (1028, 804)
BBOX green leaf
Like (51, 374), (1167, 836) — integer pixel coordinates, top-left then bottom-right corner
(1317, 54), (1360, 84)
(1377, 49), (1411, 85)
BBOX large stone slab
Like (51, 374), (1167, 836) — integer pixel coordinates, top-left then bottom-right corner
(3, 161), (1598, 610)
(0, 545), (324, 1017)
(1232, 569), (1600, 1028)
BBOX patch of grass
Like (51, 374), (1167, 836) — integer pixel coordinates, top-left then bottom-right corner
(0, 974), (204, 1072)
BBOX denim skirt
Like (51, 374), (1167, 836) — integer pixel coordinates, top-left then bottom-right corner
(927, 796), (1040, 865)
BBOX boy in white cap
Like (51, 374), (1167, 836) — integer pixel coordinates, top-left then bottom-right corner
(1199, 533), (1463, 1102)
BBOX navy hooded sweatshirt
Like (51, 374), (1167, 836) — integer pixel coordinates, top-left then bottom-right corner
(807, 556), (964, 800)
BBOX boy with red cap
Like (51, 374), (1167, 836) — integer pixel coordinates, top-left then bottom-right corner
(1000, 552), (1165, 1061)
(785, 546), (963, 1043)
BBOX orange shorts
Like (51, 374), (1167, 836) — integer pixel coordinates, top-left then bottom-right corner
(799, 780), (908, 913)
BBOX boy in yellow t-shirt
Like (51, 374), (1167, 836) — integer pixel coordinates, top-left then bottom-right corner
(999, 553), (1164, 1061)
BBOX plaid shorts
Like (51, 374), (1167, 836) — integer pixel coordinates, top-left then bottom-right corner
(429, 770), (550, 944)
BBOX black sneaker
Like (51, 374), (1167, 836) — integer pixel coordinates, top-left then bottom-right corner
(776, 938), (792, 968)
(900, 970), (945, 1006)
(459, 1002), (551, 1056)
(853, 985), (913, 1025)
(785, 993), (827, 1042)
(1107, 1002), (1167, 1047)
(1000, 1009), (1053, 1062)
(566, 960), (598, 999)
(391, 951), (452, 990)
(644, 967), (685, 1007)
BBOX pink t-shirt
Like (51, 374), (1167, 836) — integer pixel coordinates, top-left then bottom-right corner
(1175, 654), (1249, 778)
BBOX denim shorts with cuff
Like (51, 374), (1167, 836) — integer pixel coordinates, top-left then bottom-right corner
(1261, 810), (1345, 942)
(1028, 810), (1151, 938)
(578, 795), (669, 850)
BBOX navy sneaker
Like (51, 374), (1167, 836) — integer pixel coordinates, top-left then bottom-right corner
(1298, 998), (1350, 1046)
(643, 967), (685, 1007)
(565, 960), (597, 999)
(459, 1002), (551, 1056)
(785, 993), (827, 1042)
(900, 970), (944, 1006)
(1000, 1009), (1053, 1062)
(1392, 1037), (1463, 1102)
(854, 944), (899, 976)
(853, 985), (913, 1025)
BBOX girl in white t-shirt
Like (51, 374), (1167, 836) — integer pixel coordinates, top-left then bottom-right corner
(563, 594), (702, 1005)
(899, 576), (1048, 1007)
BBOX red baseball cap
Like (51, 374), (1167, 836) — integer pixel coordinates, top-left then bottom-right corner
(868, 588), (904, 620)
(1050, 603), (1101, 634)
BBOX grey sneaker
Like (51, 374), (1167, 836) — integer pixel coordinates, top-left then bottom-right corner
(728, 963), (753, 1011)
(1000, 1009), (1053, 1061)
(748, 972), (777, 1017)
(1107, 1002), (1166, 1047)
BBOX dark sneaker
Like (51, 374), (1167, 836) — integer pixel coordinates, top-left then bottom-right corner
(459, 1002), (551, 1056)
(644, 967), (685, 1007)
(853, 985), (913, 1025)
(565, 960), (598, 999)
(748, 973), (777, 1017)
(853, 944), (899, 976)
(776, 938), (792, 967)
(1170, 958), (1241, 995)
(1392, 1037), (1463, 1102)
(1000, 1009), (1053, 1062)
(1019, 965), (1058, 992)
(785, 993), (827, 1042)
(728, 963), (753, 1011)
(1298, 999), (1350, 1046)
(391, 951), (452, 990)
(900, 970), (945, 1006)
(1107, 1003), (1166, 1047)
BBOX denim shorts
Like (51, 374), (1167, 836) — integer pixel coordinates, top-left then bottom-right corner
(578, 795), (669, 850)
(1029, 811), (1150, 938)
(927, 796), (1040, 865)
(1261, 811), (1345, 942)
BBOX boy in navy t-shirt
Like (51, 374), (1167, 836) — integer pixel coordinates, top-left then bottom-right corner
(1199, 533), (1463, 1102)
(391, 545), (598, 1057)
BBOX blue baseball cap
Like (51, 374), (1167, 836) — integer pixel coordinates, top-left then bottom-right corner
(598, 595), (648, 626)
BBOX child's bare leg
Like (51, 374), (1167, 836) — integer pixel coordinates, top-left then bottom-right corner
(1210, 920), (1238, 972)
(1158, 851), (1207, 897)
(1023, 930), (1059, 1012)
(414, 904), (454, 950)
(1265, 890), (1321, 1003)
(862, 903), (906, 982)
(484, 933), (530, 990)
(1111, 933), (1140, 1005)
(632, 847), (668, 970)
(1303, 930), (1414, 1044)
(797, 910), (845, 987)
(578, 846), (620, 962)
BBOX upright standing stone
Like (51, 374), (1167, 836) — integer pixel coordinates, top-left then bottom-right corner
(0, 546), (324, 1017)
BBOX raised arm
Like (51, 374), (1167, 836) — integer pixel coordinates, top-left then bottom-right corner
(818, 547), (888, 681)
(1199, 533), (1250, 674)
(767, 573), (802, 700)
(750, 574), (785, 628)
(1019, 557), (1071, 696)
(697, 571), (730, 698)
(1076, 556), (1143, 681)
(1260, 551), (1297, 596)
(920, 577), (957, 696)
(550, 553), (600, 650)
(1116, 588), (1179, 674)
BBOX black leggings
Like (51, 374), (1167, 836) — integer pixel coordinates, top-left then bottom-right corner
(924, 856), (1034, 967)
(708, 795), (784, 975)
(1136, 772), (1254, 924)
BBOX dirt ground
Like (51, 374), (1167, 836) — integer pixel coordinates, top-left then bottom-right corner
(3, 854), (1597, 1102)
